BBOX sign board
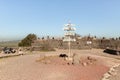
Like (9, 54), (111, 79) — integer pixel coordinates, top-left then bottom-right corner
(64, 32), (75, 36)
(63, 27), (76, 31)
(63, 38), (76, 42)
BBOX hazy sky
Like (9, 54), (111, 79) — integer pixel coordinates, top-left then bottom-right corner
(0, 0), (120, 41)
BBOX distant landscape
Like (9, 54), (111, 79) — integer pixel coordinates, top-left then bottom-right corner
(0, 40), (19, 47)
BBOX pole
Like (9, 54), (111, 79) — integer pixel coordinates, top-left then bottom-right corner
(68, 36), (71, 59)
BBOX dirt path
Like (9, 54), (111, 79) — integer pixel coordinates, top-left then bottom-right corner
(0, 49), (119, 80)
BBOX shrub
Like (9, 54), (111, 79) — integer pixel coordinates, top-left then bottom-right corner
(18, 34), (37, 47)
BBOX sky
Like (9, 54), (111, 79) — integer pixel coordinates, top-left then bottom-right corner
(0, 0), (120, 41)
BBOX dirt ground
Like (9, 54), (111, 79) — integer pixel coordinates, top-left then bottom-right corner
(0, 49), (120, 80)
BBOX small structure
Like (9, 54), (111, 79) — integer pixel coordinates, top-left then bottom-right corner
(86, 34), (93, 49)
(63, 22), (76, 60)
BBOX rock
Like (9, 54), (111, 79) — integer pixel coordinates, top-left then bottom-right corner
(113, 64), (120, 68)
(101, 77), (109, 80)
(65, 57), (73, 61)
(103, 73), (111, 79)
(86, 61), (92, 65)
(82, 62), (87, 66)
(107, 66), (118, 76)
(108, 70), (117, 76)
(110, 67), (115, 72)
(87, 56), (92, 60)
(72, 53), (80, 65)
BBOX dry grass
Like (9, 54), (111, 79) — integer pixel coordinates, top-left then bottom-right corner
(36, 55), (58, 62)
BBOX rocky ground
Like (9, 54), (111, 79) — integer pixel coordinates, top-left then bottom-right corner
(0, 49), (120, 80)
(109, 66), (120, 80)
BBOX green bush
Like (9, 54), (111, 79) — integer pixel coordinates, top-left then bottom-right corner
(18, 34), (37, 47)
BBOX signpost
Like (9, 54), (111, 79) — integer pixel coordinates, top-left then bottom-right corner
(63, 22), (76, 60)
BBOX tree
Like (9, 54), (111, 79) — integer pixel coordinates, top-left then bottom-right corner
(102, 37), (106, 40)
(52, 37), (55, 40)
(47, 36), (49, 40)
(42, 37), (44, 40)
(18, 34), (37, 47)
